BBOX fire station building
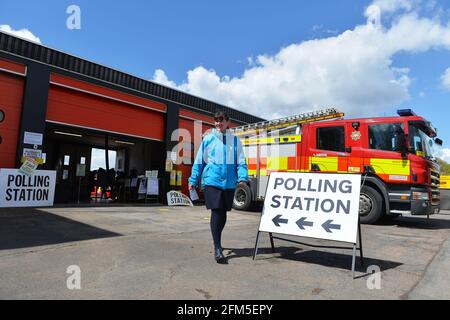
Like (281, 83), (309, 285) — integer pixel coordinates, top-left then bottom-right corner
(0, 32), (263, 204)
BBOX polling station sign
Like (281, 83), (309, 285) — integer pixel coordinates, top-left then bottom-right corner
(0, 169), (56, 207)
(259, 172), (361, 243)
(167, 191), (193, 206)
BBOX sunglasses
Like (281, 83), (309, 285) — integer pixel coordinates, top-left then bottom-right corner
(214, 117), (225, 122)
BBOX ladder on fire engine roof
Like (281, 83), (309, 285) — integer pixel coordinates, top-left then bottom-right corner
(230, 107), (345, 137)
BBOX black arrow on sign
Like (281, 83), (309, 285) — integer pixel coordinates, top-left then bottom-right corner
(272, 215), (288, 227)
(322, 220), (341, 233)
(296, 217), (314, 230)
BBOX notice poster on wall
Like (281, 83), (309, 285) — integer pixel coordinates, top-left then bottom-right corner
(19, 158), (39, 176)
(76, 164), (86, 177)
(23, 131), (43, 146)
(0, 169), (56, 207)
(22, 148), (42, 160)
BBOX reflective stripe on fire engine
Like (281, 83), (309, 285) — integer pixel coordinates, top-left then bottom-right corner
(311, 156), (338, 172)
(242, 135), (302, 146)
(369, 158), (410, 175)
(267, 157), (288, 171)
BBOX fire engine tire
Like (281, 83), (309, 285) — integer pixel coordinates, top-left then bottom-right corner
(233, 183), (252, 211)
(359, 185), (383, 224)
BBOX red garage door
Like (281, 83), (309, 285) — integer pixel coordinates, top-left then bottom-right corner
(0, 69), (25, 168)
(46, 74), (166, 141)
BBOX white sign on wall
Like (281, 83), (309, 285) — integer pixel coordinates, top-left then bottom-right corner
(23, 131), (43, 146)
(0, 169), (56, 208)
(259, 172), (361, 244)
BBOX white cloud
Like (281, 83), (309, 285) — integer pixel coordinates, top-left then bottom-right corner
(152, 69), (177, 89)
(312, 25), (339, 36)
(370, 0), (418, 13)
(152, 1), (450, 120)
(0, 25), (41, 43)
(441, 68), (450, 90)
(437, 148), (450, 163)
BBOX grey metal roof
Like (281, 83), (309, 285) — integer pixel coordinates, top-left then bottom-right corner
(0, 31), (264, 124)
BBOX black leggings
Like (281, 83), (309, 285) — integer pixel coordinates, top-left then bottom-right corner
(210, 208), (227, 250)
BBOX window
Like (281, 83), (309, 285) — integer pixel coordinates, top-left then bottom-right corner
(316, 126), (345, 152)
(90, 148), (117, 171)
(409, 124), (436, 159)
(0, 110), (4, 123)
(369, 123), (404, 152)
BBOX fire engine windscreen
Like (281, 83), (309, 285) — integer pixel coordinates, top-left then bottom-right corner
(409, 124), (438, 160)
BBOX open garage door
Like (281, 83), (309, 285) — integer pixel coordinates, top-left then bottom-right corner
(42, 123), (165, 204)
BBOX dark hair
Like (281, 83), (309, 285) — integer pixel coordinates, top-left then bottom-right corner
(214, 110), (229, 121)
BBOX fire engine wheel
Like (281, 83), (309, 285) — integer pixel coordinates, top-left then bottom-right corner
(233, 183), (252, 211)
(359, 185), (383, 224)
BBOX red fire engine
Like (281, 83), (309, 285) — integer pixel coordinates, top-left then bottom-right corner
(231, 108), (442, 224)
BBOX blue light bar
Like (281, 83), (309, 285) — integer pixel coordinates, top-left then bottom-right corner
(397, 109), (416, 117)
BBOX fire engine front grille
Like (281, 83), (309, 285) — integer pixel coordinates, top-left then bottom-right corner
(430, 169), (440, 206)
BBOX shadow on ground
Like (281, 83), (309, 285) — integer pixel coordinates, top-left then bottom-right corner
(0, 208), (121, 251)
(225, 246), (402, 273)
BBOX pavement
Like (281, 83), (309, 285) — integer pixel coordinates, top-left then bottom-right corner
(0, 204), (449, 300)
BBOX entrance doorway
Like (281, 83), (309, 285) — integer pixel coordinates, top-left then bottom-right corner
(42, 123), (165, 204)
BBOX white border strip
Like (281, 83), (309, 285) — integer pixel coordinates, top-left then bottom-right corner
(179, 115), (215, 126)
(45, 120), (164, 142)
(0, 65), (27, 77)
(50, 80), (167, 114)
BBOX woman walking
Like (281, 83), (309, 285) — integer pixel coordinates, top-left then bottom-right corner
(188, 110), (248, 264)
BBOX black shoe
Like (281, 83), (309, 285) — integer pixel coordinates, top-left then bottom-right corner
(214, 248), (228, 264)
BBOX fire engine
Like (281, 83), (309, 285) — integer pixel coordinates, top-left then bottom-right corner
(231, 108), (442, 224)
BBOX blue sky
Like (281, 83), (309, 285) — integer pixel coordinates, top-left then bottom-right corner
(1, 0), (450, 161)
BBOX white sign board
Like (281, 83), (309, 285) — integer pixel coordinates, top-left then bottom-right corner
(76, 164), (86, 177)
(145, 170), (158, 178)
(138, 179), (147, 194)
(0, 169), (56, 208)
(23, 131), (43, 146)
(147, 177), (159, 195)
(167, 191), (193, 206)
(259, 172), (361, 244)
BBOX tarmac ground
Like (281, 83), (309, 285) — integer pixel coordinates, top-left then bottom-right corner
(1, 205), (449, 300)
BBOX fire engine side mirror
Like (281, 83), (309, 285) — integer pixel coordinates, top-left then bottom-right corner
(393, 124), (407, 156)
(396, 133), (408, 156)
(435, 138), (443, 146)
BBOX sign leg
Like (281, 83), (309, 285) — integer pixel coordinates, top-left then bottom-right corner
(358, 220), (364, 267)
(77, 177), (81, 205)
(351, 243), (357, 279)
(269, 233), (275, 253)
(253, 231), (261, 260)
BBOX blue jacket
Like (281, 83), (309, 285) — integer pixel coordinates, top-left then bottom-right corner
(188, 129), (248, 190)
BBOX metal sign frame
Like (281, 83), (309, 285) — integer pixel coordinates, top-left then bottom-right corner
(252, 173), (367, 279)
